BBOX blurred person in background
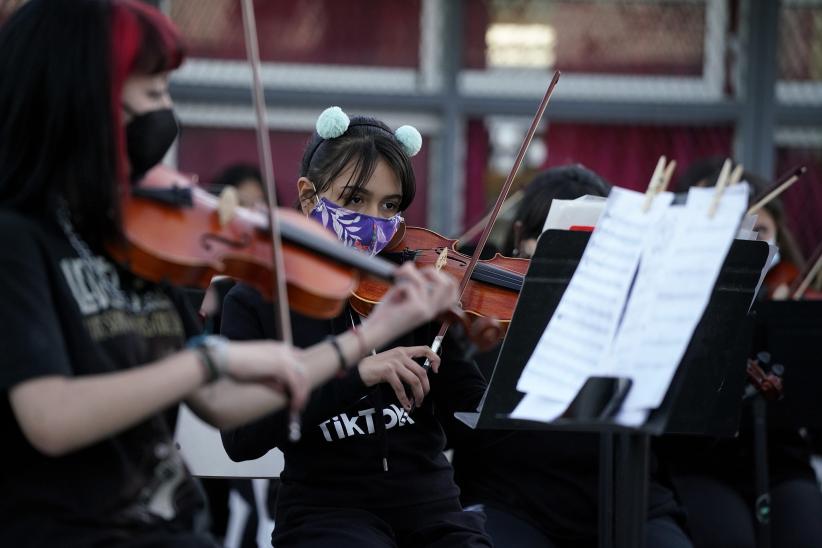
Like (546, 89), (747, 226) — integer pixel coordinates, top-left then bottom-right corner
(660, 158), (822, 548)
(209, 163), (268, 210)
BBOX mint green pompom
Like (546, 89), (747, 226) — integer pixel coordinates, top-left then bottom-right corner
(316, 106), (349, 139)
(394, 125), (422, 157)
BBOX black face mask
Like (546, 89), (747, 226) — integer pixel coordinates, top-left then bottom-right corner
(124, 107), (179, 183)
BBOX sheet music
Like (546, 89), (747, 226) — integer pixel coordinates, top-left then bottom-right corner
(612, 184), (749, 415)
(749, 243), (778, 310)
(543, 195), (606, 231)
(744, 212), (777, 308)
(510, 393), (570, 423)
(513, 188), (673, 421)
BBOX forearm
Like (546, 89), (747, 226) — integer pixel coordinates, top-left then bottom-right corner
(10, 350), (207, 457)
(191, 324), (382, 429)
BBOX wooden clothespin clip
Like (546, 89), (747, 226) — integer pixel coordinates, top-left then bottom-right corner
(642, 156), (666, 212)
(728, 164), (744, 186)
(660, 160), (677, 192)
(707, 158), (733, 218)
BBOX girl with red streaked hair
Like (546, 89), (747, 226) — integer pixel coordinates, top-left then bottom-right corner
(0, 1), (458, 546)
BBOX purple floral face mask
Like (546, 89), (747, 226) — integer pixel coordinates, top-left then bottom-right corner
(308, 196), (403, 256)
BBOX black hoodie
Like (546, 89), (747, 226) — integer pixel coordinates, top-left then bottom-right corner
(219, 283), (487, 515)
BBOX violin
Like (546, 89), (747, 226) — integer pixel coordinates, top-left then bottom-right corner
(764, 260), (800, 300)
(746, 354), (784, 401)
(350, 223), (530, 339)
(765, 240), (822, 301)
(108, 165), (502, 350)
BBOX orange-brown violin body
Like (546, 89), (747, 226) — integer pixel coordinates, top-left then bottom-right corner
(351, 225), (529, 338)
(108, 165), (360, 319)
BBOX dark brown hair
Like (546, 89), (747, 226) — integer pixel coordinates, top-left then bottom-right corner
(298, 116), (416, 212)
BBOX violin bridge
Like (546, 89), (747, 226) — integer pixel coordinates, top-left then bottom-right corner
(435, 248), (448, 271)
(217, 186), (240, 226)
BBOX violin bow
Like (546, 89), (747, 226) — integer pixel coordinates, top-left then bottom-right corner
(240, 0), (301, 439)
(791, 241), (822, 300)
(455, 188), (526, 244)
(747, 165), (807, 216)
(424, 71), (561, 362)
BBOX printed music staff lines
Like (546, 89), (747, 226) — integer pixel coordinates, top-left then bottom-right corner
(513, 181), (750, 424)
(514, 187), (674, 414)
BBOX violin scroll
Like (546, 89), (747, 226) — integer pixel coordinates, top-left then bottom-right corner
(746, 351), (784, 401)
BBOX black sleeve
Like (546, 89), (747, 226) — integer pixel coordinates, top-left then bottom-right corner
(430, 327), (489, 449)
(218, 284), (370, 461)
(0, 213), (73, 390)
(219, 283), (268, 341)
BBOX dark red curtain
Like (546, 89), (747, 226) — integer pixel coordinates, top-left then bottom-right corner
(460, 122), (734, 229)
(463, 119), (491, 231)
(173, 0), (421, 67)
(542, 122), (734, 191)
(776, 147), (822, 258)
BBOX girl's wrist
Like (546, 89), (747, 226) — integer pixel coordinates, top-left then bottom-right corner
(351, 325), (369, 359)
(357, 317), (393, 354)
(188, 335), (230, 384)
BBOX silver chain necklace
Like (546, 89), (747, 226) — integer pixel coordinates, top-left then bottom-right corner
(55, 203), (129, 306)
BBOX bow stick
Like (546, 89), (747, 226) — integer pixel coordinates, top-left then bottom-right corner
(455, 188), (526, 245)
(791, 241), (822, 300)
(240, 0), (301, 439)
(423, 71), (561, 364)
(747, 165), (807, 216)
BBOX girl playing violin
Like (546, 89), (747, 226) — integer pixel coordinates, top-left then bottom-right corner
(0, 2), (457, 546)
(663, 161), (822, 548)
(219, 107), (493, 547)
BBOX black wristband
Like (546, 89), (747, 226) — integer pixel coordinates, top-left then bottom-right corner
(194, 346), (219, 383)
(188, 335), (227, 384)
(326, 336), (346, 375)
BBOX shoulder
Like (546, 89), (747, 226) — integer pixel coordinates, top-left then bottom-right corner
(0, 209), (51, 260)
(0, 208), (43, 235)
(225, 281), (264, 308)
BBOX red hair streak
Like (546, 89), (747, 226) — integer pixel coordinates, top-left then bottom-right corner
(109, 0), (185, 184)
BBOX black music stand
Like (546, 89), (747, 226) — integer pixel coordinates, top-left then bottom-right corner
(456, 230), (769, 548)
